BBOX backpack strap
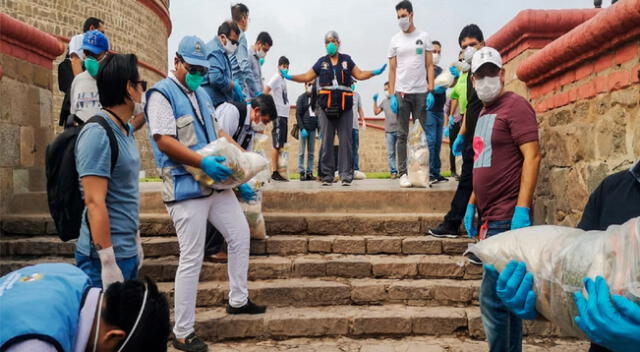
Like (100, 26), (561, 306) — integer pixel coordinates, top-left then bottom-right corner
(229, 101), (248, 141)
(85, 115), (120, 172)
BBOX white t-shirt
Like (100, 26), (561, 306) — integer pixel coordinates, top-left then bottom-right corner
(69, 71), (101, 122)
(68, 33), (86, 61)
(266, 73), (289, 118)
(388, 29), (433, 94)
(215, 102), (255, 151)
(352, 92), (362, 130)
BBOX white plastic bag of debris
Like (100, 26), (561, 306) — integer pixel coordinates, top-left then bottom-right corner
(466, 217), (640, 338)
(251, 133), (272, 187)
(435, 62), (463, 88)
(240, 192), (267, 240)
(277, 143), (290, 181)
(407, 122), (429, 188)
(184, 137), (268, 190)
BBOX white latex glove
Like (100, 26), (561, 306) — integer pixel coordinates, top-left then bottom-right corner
(136, 230), (144, 270)
(98, 246), (124, 288)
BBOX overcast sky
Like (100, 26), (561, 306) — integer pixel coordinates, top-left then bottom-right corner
(168, 0), (599, 115)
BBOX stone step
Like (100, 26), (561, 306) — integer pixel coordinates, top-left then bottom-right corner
(157, 278), (481, 308)
(0, 254), (483, 281)
(0, 235), (473, 258)
(1, 212), (449, 236)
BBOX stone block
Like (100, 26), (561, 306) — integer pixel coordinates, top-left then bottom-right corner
(387, 280), (431, 301)
(0, 123), (20, 167)
(250, 239), (267, 255)
(430, 281), (476, 303)
(351, 279), (388, 304)
(265, 215), (306, 234)
(307, 218), (356, 235)
(463, 262), (484, 280)
(442, 239), (472, 255)
(524, 319), (565, 337)
(326, 257), (371, 278)
(366, 237), (402, 254)
(466, 308), (485, 339)
(333, 237), (366, 254)
(308, 237), (333, 253)
(248, 257), (291, 280)
(198, 313), (265, 340)
(412, 308), (467, 335)
(371, 256), (419, 279)
(293, 257), (326, 277)
(266, 236), (307, 255)
(351, 309), (412, 335)
(32, 65), (51, 89)
(0, 168), (12, 211)
(12, 169), (29, 194)
(417, 256), (465, 279)
(39, 89), (52, 128)
(19, 126), (35, 167)
(266, 309), (349, 337)
(402, 238), (442, 254)
(382, 219), (421, 235)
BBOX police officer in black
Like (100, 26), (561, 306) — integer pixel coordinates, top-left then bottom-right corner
(282, 30), (386, 186)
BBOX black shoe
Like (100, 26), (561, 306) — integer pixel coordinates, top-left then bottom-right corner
(300, 172), (307, 181)
(172, 332), (208, 352)
(227, 299), (267, 315)
(428, 222), (460, 238)
(306, 172), (317, 181)
(436, 175), (449, 183)
(342, 180), (352, 186)
(321, 178), (332, 186)
(271, 171), (289, 182)
(467, 253), (483, 265)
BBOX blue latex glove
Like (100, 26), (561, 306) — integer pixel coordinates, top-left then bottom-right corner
(390, 95), (398, 114)
(238, 183), (256, 202)
(373, 93), (379, 103)
(488, 261), (538, 320)
(201, 156), (232, 182)
(574, 276), (640, 352)
(433, 85), (446, 95)
(511, 206), (532, 230)
(255, 91), (263, 97)
(233, 79), (246, 102)
(448, 115), (455, 129)
(372, 63), (387, 76)
(444, 127), (449, 138)
(280, 69), (293, 80)
(426, 92), (435, 110)
(450, 65), (460, 79)
(464, 203), (477, 238)
(300, 128), (309, 138)
(452, 134), (464, 157)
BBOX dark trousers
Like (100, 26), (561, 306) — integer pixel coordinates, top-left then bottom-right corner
(449, 121), (461, 176)
(443, 141), (474, 227)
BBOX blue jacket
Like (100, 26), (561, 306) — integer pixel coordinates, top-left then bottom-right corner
(145, 78), (218, 203)
(203, 38), (234, 107)
(0, 263), (90, 352)
(229, 31), (261, 98)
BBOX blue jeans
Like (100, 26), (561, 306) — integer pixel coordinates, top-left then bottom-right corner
(352, 129), (360, 171)
(425, 110), (444, 178)
(298, 129), (316, 173)
(76, 252), (139, 288)
(385, 132), (398, 174)
(479, 220), (523, 352)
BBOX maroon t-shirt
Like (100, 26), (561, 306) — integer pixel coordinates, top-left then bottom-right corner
(472, 92), (539, 222)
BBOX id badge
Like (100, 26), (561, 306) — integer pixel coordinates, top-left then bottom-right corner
(479, 221), (489, 241)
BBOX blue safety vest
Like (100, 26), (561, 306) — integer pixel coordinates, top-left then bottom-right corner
(0, 263), (90, 352)
(145, 78), (218, 203)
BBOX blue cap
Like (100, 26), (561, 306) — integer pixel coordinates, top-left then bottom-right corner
(178, 35), (209, 68)
(81, 30), (109, 55)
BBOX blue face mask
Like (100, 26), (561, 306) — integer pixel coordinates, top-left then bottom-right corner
(85, 57), (100, 77)
(326, 42), (337, 56)
(185, 72), (204, 91)
(259, 58), (265, 66)
(280, 68), (288, 76)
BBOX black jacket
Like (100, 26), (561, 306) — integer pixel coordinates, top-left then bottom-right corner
(295, 93), (318, 130)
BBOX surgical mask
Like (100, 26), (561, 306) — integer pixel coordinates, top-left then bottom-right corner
(251, 120), (266, 132)
(85, 56), (100, 77)
(326, 42), (337, 56)
(185, 72), (204, 91)
(280, 68), (288, 77)
(351, 84), (356, 91)
(256, 49), (266, 58)
(259, 58), (265, 66)
(461, 61), (471, 72)
(398, 17), (411, 32)
(432, 53), (441, 65)
(223, 36), (237, 55)
(464, 46), (477, 64)
(133, 94), (146, 116)
(475, 75), (502, 103)
(305, 85), (313, 94)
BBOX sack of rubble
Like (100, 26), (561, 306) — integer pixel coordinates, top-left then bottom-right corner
(240, 192), (267, 240)
(466, 217), (640, 338)
(407, 122), (429, 187)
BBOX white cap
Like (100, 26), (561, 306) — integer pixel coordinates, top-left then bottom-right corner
(471, 47), (503, 73)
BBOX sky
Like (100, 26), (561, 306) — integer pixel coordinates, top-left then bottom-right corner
(168, 0), (599, 116)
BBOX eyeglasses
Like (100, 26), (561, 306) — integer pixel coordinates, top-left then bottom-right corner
(135, 80), (147, 92)
(177, 54), (208, 75)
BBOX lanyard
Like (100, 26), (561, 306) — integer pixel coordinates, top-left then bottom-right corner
(103, 108), (129, 136)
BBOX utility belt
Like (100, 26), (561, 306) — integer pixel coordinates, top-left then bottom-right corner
(318, 85), (353, 120)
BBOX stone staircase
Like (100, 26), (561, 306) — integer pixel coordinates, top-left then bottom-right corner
(0, 180), (582, 349)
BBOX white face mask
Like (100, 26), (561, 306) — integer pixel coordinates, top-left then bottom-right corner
(432, 53), (441, 65)
(223, 36), (237, 56)
(398, 17), (411, 32)
(256, 49), (266, 58)
(461, 61), (471, 72)
(133, 93), (146, 116)
(475, 75), (502, 104)
(305, 85), (313, 94)
(464, 46), (477, 64)
(251, 120), (266, 132)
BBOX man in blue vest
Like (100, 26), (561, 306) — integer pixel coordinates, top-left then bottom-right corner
(0, 263), (169, 352)
(145, 35), (266, 352)
(202, 21), (245, 108)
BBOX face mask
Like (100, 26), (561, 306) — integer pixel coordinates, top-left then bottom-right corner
(223, 36), (237, 55)
(85, 56), (100, 77)
(464, 46), (477, 64)
(133, 93), (146, 116)
(432, 53), (441, 65)
(259, 58), (265, 66)
(280, 68), (288, 77)
(475, 75), (502, 104)
(398, 17), (411, 32)
(256, 49), (266, 58)
(185, 72), (204, 91)
(461, 61), (471, 72)
(251, 120), (266, 132)
(351, 84), (356, 91)
(385, 92), (390, 98)
(326, 42), (337, 56)
(305, 85), (313, 94)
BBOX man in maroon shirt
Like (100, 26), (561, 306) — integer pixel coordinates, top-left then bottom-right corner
(466, 47), (542, 352)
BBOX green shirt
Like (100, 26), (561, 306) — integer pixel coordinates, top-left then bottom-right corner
(450, 72), (469, 114)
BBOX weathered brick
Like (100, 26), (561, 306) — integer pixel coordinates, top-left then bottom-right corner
(371, 256), (419, 278)
(293, 257), (326, 277)
(412, 308), (467, 334)
(351, 280), (388, 304)
(402, 238), (442, 254)
(388, 280), (431, 301)
(308, 237), (334, 253)
(366, 237), (402, 254)
(351, 309), (412, 335)
(326, 257), (371, 278)
(266, 236), (307, 255)
(333, 237), (366, 254)
(418, 256), (465, 279)
(266, 310), (349, 337)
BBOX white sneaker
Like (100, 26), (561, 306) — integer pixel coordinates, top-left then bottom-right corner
(399, 174), (412, 188)
(354, 170), (367, 180)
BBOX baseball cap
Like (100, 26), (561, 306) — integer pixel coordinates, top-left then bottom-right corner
(81, 30), (109, 55)
(471, 47), (502, 74)
(177, 36), (209, 68)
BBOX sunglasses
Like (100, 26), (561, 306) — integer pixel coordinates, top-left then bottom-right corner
(177, 54), (208, 75)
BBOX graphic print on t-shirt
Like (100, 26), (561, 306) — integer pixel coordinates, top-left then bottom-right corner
(416, 39), (424, 55)
(473, 114), (496, 169)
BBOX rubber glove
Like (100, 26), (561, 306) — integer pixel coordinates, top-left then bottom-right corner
(490, 261), (538, 320)
(201, 156), (232, 182)
(97, 247), (124, 288)
(448, 115), (455, 129)
(511, 206), (531, 230)
(373, 93), (379, 103)
(372, 63), (387, 76)
(255, 91), (263, 97)
(444, 127), (450, 138)
(426, 92), (435, 110)
(464, 203), (478, 238)
(233, 79), (246, 103)
(238, 183), (256, 202)
(390, 95), (399, 114)
(452, 134), (464, 156)
(280, 69), (293, 80)
(301, 128), (309, 139)
(135, 230), (144, 271)
(450, 65), (460, 79)
(433, 85), (446, 95)
(574, 276), (640, 352)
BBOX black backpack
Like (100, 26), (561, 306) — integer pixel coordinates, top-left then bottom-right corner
(46, 115), (119, 241)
